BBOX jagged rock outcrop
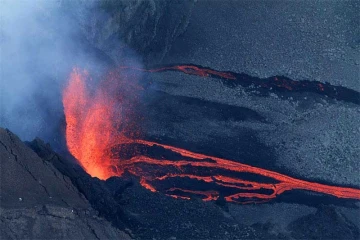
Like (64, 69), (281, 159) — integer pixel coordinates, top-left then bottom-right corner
(0, 128), (130, 240)
(26, 137), (141, 232)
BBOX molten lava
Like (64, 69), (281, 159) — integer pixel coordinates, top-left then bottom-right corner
(62, 68), (139, 180)
(63, 67), (360, 203)
(119, 64), (360, 105)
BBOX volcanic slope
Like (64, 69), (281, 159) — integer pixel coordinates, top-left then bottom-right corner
(0, 128), (130, 240)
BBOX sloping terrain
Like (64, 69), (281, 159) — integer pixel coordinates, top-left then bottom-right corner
(0, 128), (130, 240)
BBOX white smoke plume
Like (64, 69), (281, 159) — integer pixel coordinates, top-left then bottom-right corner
(0, 0), (140, 150)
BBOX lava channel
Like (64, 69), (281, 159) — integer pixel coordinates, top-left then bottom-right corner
(63, 67), (360, 204)
(119, 64), (360, 105)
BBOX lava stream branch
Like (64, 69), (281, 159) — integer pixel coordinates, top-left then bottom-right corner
(118, 64), (360, 105)
(113, 138), (360, 202)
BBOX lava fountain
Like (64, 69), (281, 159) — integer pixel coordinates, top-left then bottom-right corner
(62, 68), (140, 180)
(63, 67), (360, 203)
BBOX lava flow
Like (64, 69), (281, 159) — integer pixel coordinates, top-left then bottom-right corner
(119, 64), (360, 105)
(63, 67), (360, 204)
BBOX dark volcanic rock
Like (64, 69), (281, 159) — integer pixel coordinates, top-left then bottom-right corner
(0, 128), (130, 239)
(104, 176), (260, 240)
(26, 136), (140, 232)
(2, 128), (359, 240)
(62, 0), (195, 64)
(0, 128), (86, 209)
(0, 206), (129, 240)
(287, 205), (359, 240)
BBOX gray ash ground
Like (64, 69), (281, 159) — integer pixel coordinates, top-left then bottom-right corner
(141, 71), (360, 187)
(163, 0), (360, 91)
(159, 0), (359, 188)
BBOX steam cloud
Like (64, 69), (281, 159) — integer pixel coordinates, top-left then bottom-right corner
(0, 0), (140, 150)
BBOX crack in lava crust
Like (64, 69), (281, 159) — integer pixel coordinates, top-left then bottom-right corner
(63, 68), (360, 204)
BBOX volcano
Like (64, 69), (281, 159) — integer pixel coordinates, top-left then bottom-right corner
(2, 1), (360, 239)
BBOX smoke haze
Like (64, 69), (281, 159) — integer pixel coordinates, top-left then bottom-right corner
(0, 0), (140, 149)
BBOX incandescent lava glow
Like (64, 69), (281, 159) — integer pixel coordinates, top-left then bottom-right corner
(63, 67), (360, 204)
(62, 68), (139, 180)
(63, 69), (113, 179)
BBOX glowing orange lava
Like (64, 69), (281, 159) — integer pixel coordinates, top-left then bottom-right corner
(118, 64), (360, 105)
(63, 68), (360, 203)
(62, 68), (139, 180)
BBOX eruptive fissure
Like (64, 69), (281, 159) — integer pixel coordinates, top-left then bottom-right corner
(63, 67), (360, 204)
(120, 64), (360, 105)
